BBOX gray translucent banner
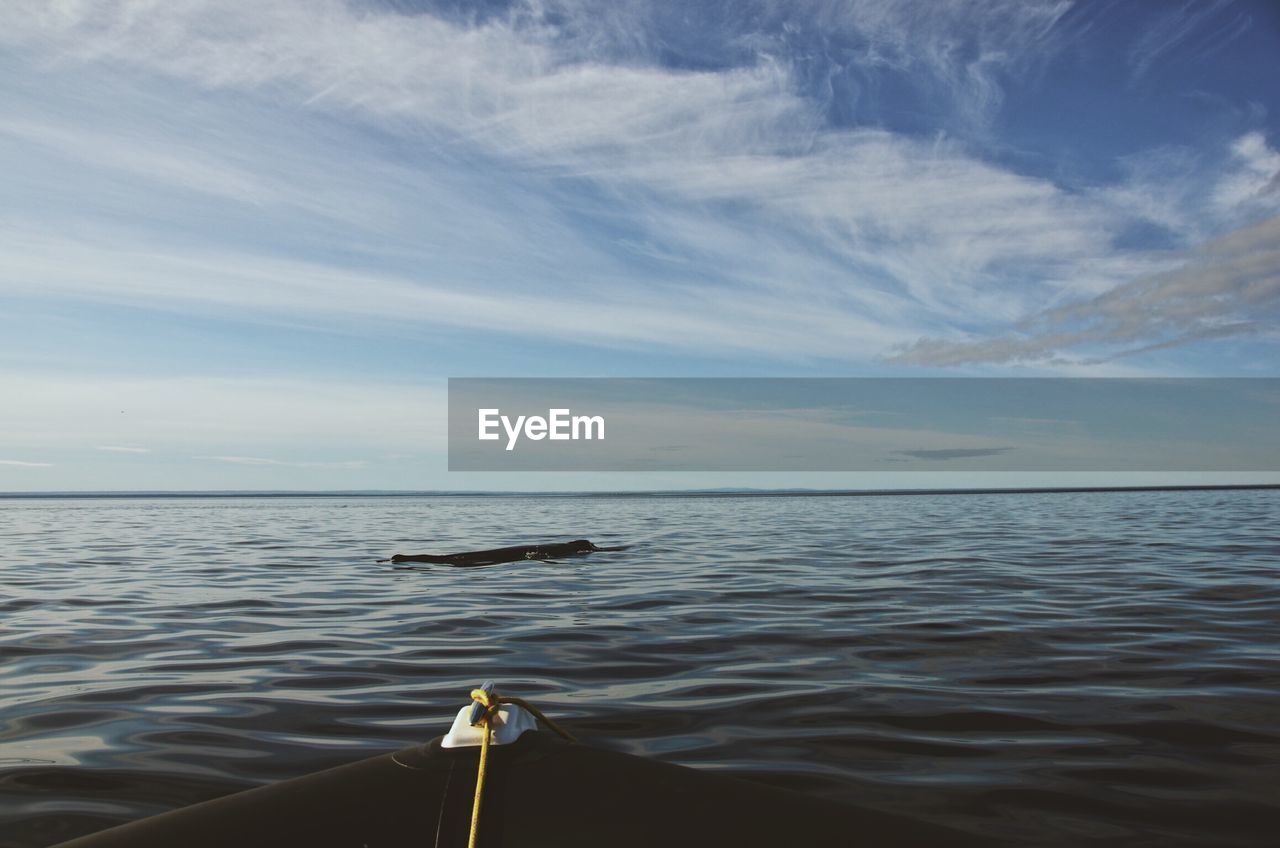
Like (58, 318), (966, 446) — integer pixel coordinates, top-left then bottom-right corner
(447, 378), (1279, 472)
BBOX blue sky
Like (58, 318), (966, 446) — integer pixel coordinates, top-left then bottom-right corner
(1, 0), (1277, 490)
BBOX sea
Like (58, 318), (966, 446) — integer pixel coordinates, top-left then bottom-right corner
(1, 489), (1277, 847)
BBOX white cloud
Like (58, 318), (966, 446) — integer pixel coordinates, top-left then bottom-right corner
(1212, 132), (1280, 222)
(0, 224), (908, 360)
(0, 459), (53, 467)
(891, 214), (1280, 366)
(0, 5), (1094, 274)
(0, 0), (1273, 373)
(96, 445), (150, 453)
(198, 455), (367, 469)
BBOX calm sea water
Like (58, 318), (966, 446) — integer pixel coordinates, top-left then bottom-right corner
(1, 491), (1277, 847)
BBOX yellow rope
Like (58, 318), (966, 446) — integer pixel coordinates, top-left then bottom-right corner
(464, 688), (577, 848)
(466, 692), (491, 848)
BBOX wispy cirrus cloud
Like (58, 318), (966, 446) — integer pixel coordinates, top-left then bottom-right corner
(0, 459), (53, 467)
(0, 0), (1274, 382)
(1, 0), (1087, 305)
(96, 445), (150, 453)
(1127, 0), (1251, 83)
(891, 213), (1280, 366)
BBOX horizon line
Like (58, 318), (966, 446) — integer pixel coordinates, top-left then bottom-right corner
(2, 484), (1277, 500)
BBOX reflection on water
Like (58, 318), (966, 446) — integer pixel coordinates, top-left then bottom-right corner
(1, 491), (1277, 846)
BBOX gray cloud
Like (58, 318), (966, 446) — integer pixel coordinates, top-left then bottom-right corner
(197, 455), (367, 469)
(895, 447), (1014, 461)
(890, 214), (1280, 366)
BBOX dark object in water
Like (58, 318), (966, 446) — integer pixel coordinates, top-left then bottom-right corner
(45, 730), (987, 847)
(380, 539), (621, 566)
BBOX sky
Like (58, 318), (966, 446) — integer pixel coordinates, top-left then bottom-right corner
(1, 0), (1278, 491)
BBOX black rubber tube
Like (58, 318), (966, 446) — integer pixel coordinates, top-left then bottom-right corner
(48, 733), (989, 847)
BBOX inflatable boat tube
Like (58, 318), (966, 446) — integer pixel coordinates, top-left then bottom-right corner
(46, 730), (985, 847)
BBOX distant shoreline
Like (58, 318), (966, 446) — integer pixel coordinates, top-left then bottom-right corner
(1, 484), (1277, 500)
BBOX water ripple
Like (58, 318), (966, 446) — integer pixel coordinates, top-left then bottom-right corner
(1, 490), (1277, 846)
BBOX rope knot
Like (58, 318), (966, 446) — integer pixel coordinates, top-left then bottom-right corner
(469, 687), (500, 724)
